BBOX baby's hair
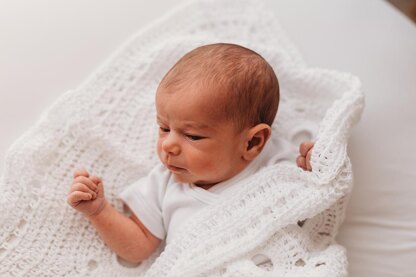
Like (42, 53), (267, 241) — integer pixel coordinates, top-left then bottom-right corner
(158, 43), (279, 131)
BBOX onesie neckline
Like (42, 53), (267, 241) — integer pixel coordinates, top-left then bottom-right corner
(184, 152), (265, 205)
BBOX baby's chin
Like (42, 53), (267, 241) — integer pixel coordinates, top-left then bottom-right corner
(172, 172), (201, 185)
(171, 171), (196, 184)
(172, 173), (220, 188)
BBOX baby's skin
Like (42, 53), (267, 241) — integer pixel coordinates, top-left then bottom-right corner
(297, 141), (314, 171)
(68, 168), (161, 263)
(68, 172), (103, 216)
(67, 141), (314, 263)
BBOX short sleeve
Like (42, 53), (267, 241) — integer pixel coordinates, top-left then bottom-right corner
(118, 164), (170, 240)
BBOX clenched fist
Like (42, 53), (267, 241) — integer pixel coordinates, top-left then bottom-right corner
(67, 168), (107, 217)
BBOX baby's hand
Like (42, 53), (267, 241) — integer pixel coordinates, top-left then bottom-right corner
(296, 142), (314, 171)
(67, 169), (106, 217)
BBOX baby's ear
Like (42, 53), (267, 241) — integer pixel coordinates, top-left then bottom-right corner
(242, 123), (271, 161)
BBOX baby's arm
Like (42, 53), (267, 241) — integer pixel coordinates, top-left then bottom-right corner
(67, 169), (161, 263)
(87, 200), (161, 263)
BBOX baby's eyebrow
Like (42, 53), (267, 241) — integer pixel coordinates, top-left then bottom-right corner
(183, 121), (210, 130)
(156, 116), (211, 130)
(156, 116), (166, 123)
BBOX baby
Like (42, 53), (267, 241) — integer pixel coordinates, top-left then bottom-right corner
(67, 43), (313, 263)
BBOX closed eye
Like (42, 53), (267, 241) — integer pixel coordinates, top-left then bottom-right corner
(186, 134), (205, 141)
(159, 127), (170, 133)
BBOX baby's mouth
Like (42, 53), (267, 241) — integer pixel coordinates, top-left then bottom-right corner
(166, 164), (186, 172)
(163, 156), (186, 172)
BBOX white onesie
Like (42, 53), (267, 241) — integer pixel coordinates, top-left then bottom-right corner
(118, 137), (293, 244)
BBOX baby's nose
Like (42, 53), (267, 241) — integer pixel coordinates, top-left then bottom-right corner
(164, 144), (180, 155)
(162, 135), (181, 155)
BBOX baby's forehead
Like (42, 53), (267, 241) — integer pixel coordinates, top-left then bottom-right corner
(157, 82), (233, 123)
(195, 85), (234, 116)
(160, 76), (231, 101)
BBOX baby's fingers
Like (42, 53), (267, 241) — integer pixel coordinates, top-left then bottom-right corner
(305, 150), (312, 171)
(73, 168), (89, 179)
(73, 176), (98, 193)
(89, 175), (101, 185)
(296, 155), (307, 170)
(69, 183), (97, 199)
(299, 142), (314, 157)
(89, 176), (104, 198)
(67, 191), (93, 207)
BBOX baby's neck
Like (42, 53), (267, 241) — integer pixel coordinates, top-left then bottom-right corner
(193, 160), (253, 190)
(194, 183), (216, 190)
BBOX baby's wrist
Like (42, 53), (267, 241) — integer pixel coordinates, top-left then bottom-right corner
(87, 199), (108, 219)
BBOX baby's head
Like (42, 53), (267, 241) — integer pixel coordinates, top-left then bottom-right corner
(155, 43), (279, 187)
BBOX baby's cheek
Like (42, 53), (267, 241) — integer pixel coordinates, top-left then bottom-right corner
(191, 153), (219, 174)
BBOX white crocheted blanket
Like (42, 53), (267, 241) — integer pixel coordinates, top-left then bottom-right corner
(0, 0), (364, 276)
